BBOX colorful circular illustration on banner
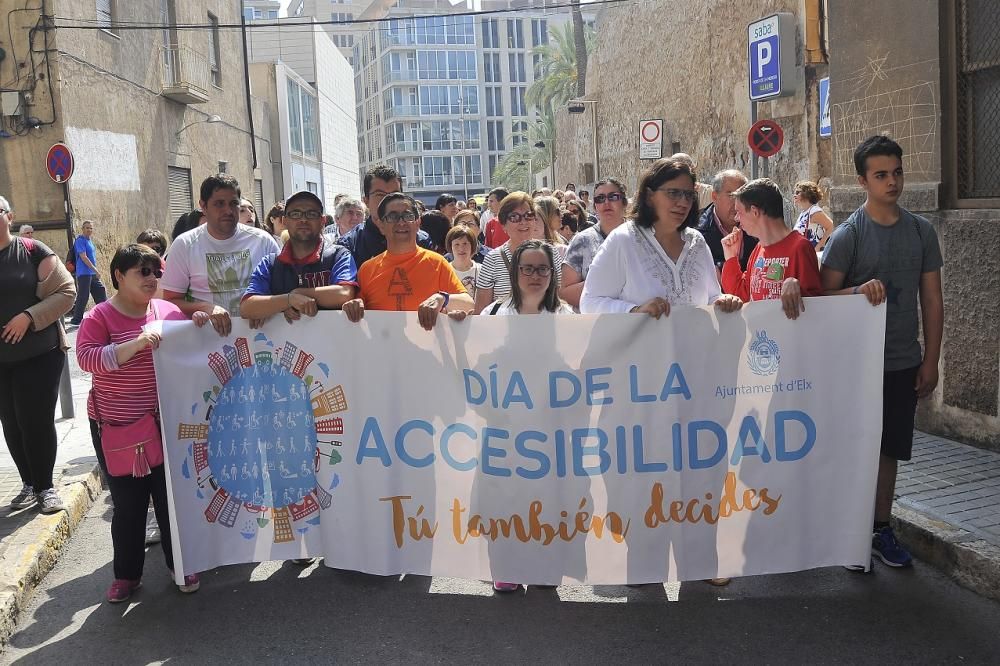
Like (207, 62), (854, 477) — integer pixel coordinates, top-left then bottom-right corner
(175, 334), (347, 544)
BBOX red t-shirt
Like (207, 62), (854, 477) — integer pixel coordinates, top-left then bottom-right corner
(721, 231), (822, 302)
(484, 218), (509, 248)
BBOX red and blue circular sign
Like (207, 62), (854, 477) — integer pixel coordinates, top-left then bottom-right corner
(46, 142), (74, 183)
(747, 119), (784, 158)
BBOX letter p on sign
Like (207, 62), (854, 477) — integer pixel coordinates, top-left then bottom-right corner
(756, 42), (772, 78)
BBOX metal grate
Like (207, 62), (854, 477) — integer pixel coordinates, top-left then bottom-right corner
(957, 0), (1000, 199)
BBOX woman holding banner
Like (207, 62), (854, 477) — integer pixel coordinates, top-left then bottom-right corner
(77, 244), (220, 603)
(579, 158), (742, 317)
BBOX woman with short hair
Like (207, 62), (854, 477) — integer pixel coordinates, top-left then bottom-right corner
(581, 158), (742, 317)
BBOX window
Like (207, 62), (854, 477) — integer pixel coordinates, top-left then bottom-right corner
(418, 85), (477, 115)
(507, 19), (524, 49)
(510, 87), (527, 116)
(511, 120), (528, 146)
(307, 181), (319, 195)
(482, 18), (499, 48)
(167, 166), (192, 223)
(414, 15), (474, 45)
(532, 53), (542, 79)
(487, 120), (504, 152)
(531, 19), (548, 47)
(508, 53), (526, 83)
(954, 0), (1000, 200)
(302, 92), (318, 158)
(417, 51), (476, 80)
(331, 12), (354, 22)
(489, 154), (500, 180)
(287, 79), (303, 154)
(486, 87), (502, 117)
(243, 7), (254, 22)
(484, 53), (501, 83)
(97, 0), (113, 30)
(208, 13), (221, 87)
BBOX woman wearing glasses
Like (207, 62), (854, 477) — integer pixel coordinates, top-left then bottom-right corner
(559, 178), (629, 310)
(473, 192), (561, 314)
(580, 159), (742, 317)
(77, 244), (220, 603)
(483, 240), (572, 316)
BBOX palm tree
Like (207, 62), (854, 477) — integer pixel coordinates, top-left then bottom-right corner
(527, 22), (595, 112)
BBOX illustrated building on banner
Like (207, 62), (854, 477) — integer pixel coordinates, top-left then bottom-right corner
(289, 494), (319, 521)
(223, 344), (240, 375)
(218, 494), (243, 527)
(292, 351), (315, 378)
(178, 422), (209, 440)
(272, 507), (294, 543)
(205, 488), (229, 523)
(193, 442), (209, 473)
(235, 337), (252, 367)
(280, 343), (298, 371)
(208, 352), (232, 384)
(312, 386), (347, 417)
(254, 350), (273, 365)
(314, 484), (333, 509)
(316, 416), (343, 435)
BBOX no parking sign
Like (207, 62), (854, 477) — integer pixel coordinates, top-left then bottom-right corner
(639, 119), (663, 160)
(46, 143), (74, 183)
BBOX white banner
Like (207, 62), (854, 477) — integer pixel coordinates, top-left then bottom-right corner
(153, 298), (885, 585)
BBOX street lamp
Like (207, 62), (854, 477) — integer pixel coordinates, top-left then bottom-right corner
(176, 114), (222, 138)
(516, 159), (532, 192)
(567, 99), (599, 183)
(458, 97), (470, 201)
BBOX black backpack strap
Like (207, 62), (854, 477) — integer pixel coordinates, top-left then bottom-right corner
(488, 301), (502, 315)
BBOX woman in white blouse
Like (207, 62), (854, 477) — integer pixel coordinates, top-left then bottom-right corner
(580, 158), (742, 318)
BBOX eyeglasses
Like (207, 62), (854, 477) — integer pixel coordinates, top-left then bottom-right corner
(517, 264), (552, 277)
(657, 188), (698, 203)
(285, 210), (323, 220)
(138, 266), (163, 278)
(593, 193), (624, 204)
(504, 211), (536, 225)
(382, 210), (417, 224)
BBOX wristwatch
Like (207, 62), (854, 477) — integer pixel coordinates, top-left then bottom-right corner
(437, 291), (450, 312)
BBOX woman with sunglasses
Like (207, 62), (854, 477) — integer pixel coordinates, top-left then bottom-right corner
(581, 158), (742, 318)
(77, 244), (219, 603)
(559, 178), (629, 310)
(473, 192), (561, 314)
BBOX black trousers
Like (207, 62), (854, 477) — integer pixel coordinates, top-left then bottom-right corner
(90, 419), (174, 580)
(0, 347), (64, 492)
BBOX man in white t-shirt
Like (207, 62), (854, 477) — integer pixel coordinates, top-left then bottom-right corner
(162, 174), (280, 335)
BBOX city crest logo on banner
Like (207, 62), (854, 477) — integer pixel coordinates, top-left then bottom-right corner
(174, 334), (347, 544)
(748, 329), (780, 376)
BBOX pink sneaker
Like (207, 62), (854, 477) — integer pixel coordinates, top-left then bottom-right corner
(106, 579), (141, 604)
(178, 573), (200, 593)
(492, 581), (520, 593)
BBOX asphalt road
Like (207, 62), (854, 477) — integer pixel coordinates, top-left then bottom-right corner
(3, 494), (1000, 665)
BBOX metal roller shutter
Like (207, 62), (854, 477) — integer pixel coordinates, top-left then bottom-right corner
(167, 166), (193, 227)
(254, 179), (264, 219)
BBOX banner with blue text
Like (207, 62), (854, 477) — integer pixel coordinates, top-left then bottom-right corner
(153, 298), (886, 585)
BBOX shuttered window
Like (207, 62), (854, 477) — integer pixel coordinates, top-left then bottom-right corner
(97, 0), (113, 28)
(208, 13), (221, 86)
(167, 166), (193, 224)
(254, 179), (264, 218)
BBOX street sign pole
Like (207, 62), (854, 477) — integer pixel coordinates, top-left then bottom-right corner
(59, 180), (75, 419)
(750, 101), (758, 179)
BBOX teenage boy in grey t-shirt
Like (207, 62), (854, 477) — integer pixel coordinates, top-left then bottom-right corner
(821, 135), (944, 570)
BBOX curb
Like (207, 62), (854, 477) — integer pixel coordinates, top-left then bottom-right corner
(893, 502), (1000, 602)
(0, 463), (103, 648)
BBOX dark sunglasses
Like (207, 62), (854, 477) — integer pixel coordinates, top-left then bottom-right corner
(138, 266), (163, 278)
(593, 193), (624, 204)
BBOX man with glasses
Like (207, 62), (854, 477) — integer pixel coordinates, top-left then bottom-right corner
(337, 165), (433, 267)
(696, 169), (757, 274)
(241, 191), (357, 324)
(343, 193), (472, 331)
(162, 174), (279, 334)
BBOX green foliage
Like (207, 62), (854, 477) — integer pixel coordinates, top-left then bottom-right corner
(526, 21), (596, 112)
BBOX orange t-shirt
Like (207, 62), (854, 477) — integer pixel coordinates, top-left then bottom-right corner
(359, 247), (467, 311)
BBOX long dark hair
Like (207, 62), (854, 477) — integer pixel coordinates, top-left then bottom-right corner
(509, 240), (562, 313)
(629, 158), (699, 229)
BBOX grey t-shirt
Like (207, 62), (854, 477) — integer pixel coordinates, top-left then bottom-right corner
(822, 206), (943, 371)
(562, 224), (607, 281)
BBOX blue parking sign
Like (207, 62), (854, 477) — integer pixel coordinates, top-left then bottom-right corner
(748, 14), (794, 102)
(819, 77), (831, 138)
(750, 35), (780, 99)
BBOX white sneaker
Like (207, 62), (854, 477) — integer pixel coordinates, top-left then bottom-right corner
(10, 484), (36, 509)
(36, 488), (66, 514)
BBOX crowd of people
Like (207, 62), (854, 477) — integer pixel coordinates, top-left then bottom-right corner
(0, 134), (943, 603)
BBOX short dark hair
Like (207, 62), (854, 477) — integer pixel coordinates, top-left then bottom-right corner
(565, 183), (576, 190)
(377, 192), (418, 221)
(363, 164), (401, 198)
(171, 209), (203, 241)
(733, 178), (785, 219)
(594, 177), (627, 198)
(446, 224), (479, 255)
(509, 240), (562, 313)
(136, 229), (168, 256)
(579, 189), (589, 197)
(199, 173), (240, 204)
(488, 187), (510, 202)
(629, 158), (699, 229)
(854, 135), (903, 176)
(559, 211), (579, 234)
(435, 193), (458, 211)
(110, 243), (161, 290)
(419, 210), (451, 253)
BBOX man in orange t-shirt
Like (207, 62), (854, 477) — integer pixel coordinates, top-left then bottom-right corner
(343, 193), (473, 330)
(720, 178), (822, 320)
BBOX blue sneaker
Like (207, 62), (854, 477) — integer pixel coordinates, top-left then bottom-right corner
(872, 526), (912, 567)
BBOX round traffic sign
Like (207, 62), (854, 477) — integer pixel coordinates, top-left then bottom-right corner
(747, 119), (784, 158)
(641, 121), (661, 143)
(46, 143), (74, 183)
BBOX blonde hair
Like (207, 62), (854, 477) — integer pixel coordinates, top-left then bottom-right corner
(534, 196), (565, 245)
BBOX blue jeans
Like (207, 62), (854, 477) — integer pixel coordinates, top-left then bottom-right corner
(71, 273), (107, 324)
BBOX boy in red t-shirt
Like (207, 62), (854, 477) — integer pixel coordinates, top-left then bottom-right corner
(720, 178), (822, 319)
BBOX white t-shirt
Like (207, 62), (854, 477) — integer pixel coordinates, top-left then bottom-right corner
(452, 262), (479, 298)
(161, 223), (280, 317)
(483, 297), (574, 315)
(580, 222), (721, 314)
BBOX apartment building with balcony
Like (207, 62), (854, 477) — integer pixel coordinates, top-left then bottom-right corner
(0, 0), (274, 252)
(349, 1), (574, 204)
(294, 0), (377, 67)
